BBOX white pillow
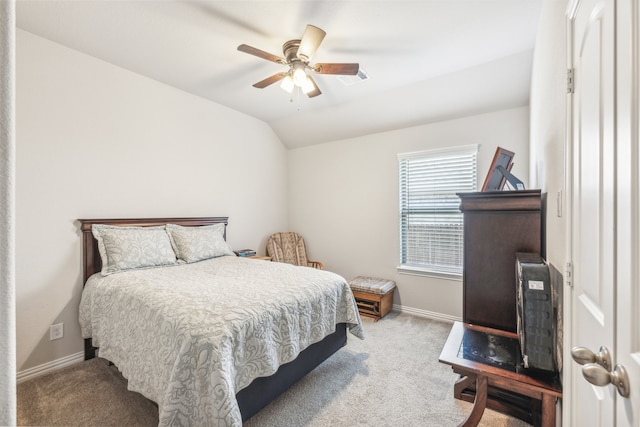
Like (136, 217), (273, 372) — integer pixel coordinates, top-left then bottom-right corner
(92, 224), (178, 276)
(166, 223), (234, 263)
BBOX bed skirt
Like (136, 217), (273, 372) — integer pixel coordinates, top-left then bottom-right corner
(238, 322), (348, 421)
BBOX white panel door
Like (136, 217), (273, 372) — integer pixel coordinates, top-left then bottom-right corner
(569, 0), (616, 425)
(614, 0), (640, 423)
(569, 0), (638, 425)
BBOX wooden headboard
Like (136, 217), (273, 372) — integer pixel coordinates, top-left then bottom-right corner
(78, 217), (229, 283)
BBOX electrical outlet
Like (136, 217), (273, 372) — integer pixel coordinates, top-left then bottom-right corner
(50, 323), (63, 340)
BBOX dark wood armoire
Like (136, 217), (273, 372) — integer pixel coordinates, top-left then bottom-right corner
(458, 190), (543, 332)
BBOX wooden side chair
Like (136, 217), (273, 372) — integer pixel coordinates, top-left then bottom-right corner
(266, 232), (324, 269)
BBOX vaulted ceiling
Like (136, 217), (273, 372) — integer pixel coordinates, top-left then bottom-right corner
(16, 0), (542, 148)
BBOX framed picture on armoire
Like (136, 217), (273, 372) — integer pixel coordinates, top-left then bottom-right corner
(482, 147), (515, 191)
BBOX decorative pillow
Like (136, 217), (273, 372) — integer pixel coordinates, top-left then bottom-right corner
(166, 223), (234, 263)
(92, 224), (178, 276)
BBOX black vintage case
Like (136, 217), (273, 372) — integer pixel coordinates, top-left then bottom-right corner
(515, 252), (556, 372)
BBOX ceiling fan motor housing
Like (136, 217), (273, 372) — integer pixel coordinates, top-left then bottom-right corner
(283, 40), (304, 64)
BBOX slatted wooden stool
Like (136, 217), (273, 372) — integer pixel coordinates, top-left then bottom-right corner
(348, 276), (396, 321)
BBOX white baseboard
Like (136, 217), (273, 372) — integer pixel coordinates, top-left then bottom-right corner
(392, 304), (461, 323)
(17, 351), (84, 384)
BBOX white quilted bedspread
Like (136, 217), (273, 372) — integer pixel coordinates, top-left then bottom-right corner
(79, 256), (363, 426)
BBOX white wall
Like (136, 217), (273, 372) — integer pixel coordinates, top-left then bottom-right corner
(529, 0), (567, 269)
(287, 107), (530, 319)
(15, 30), (289, 371)
(1, 1), (16, 424)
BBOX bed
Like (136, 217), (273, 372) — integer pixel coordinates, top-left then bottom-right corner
(77, 217), (363, 426)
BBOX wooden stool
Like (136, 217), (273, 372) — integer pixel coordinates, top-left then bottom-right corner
(348, 276), (395, 321)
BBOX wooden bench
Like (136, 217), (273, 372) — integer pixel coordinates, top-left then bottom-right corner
(439, 322), (562, 427)
(348, 276), (395, 321)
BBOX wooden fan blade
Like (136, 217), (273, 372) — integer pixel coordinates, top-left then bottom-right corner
(253, 72), (288, 89)
(305, 76), (322, 98)
(238, 44), (286, 64)
(313, 63), (360, 75)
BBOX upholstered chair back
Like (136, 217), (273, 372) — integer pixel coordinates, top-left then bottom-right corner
(266, 232), (323, 269)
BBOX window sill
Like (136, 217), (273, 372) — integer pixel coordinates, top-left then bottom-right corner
(397, 265), (462, 282)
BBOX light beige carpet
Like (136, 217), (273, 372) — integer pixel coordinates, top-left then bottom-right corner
(17, 313), (532, 426)
(17, 355), (158, 426)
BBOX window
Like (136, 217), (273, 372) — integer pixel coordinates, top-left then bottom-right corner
(398, 145), (478, 279)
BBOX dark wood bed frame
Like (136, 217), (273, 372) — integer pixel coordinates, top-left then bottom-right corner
(78, 216), (348, 422)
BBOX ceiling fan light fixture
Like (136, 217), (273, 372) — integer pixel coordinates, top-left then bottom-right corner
(280, 75), (294, 93)
(292, 63), (307, 86)
(238, 24), (356, 100)
(301, 76), (315, 94)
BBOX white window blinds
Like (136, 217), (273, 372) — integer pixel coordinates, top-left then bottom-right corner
(398, 145), (478, 278)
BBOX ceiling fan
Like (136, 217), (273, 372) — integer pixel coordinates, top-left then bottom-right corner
(237, 25), (359, 98)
